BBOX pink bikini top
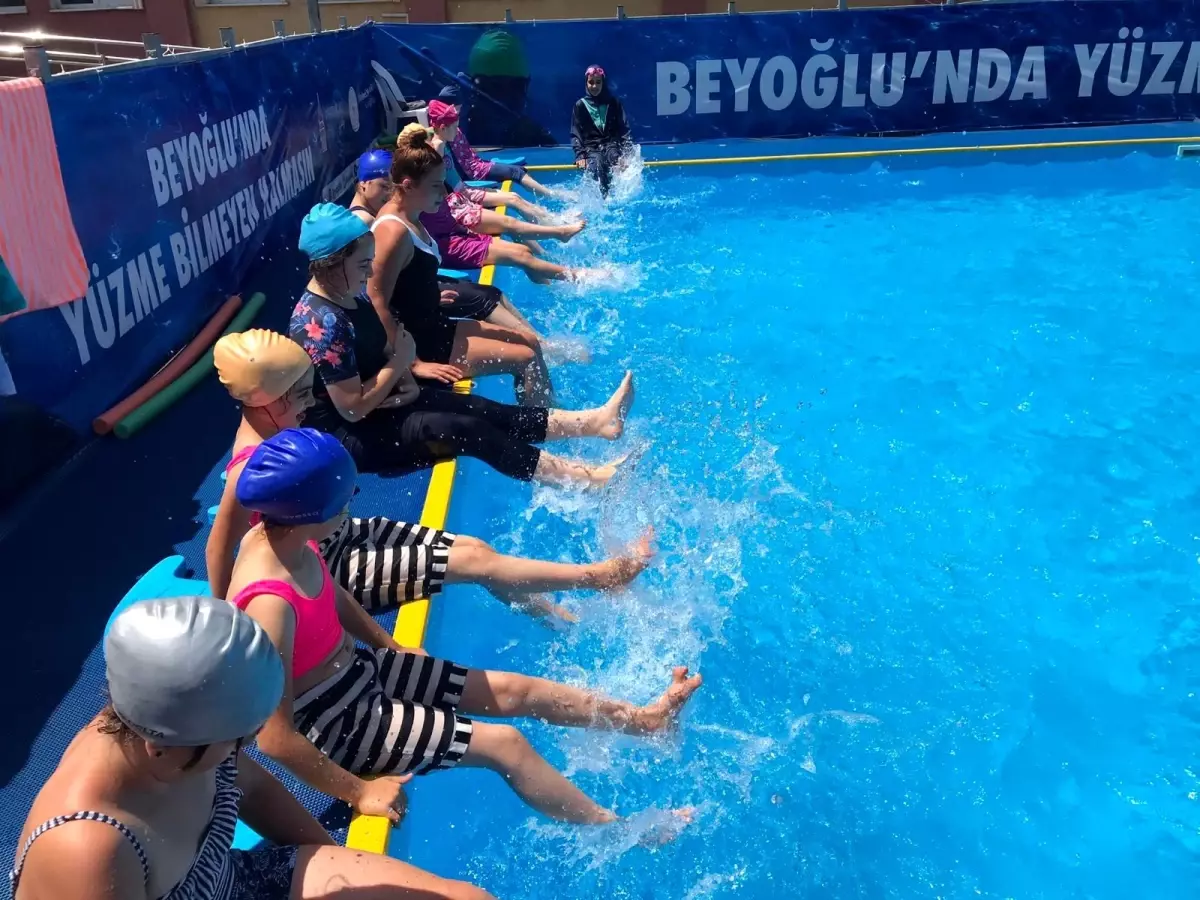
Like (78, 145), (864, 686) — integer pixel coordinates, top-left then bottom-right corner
(226, 444), (262, 525)
(226, 443), (258, 474)
(229, 542), (344, 679)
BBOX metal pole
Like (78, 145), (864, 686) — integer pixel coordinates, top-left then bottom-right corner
(307, 0), (322, 33)
(218, 27), (236, 49)
(24, 45), (50, 81)
(272, 19), (286, 38)
(837, 0), (847, 9)
(504, 8), (514, 23)
(338, 15), (348, 29)
(728, 0), (737, 11)
(617, 5), (625, 18)
(142, 33), (164, 59)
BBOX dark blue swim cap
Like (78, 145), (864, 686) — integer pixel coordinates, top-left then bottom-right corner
(358, 149), (392, 183)
(236, 428), (357, 526)
(438, 83), (462, 104)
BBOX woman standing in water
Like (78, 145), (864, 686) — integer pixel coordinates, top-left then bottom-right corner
(571, 66), (635, 196)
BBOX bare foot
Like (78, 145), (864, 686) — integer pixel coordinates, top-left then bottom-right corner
(595, 371), (635, 440)
(627, 667), (703, 735)
(639, 808), (695, 847)
(543, 338), (593, 366)
(522, 595), (580, 628)
(565, 266), (606, 283)
(556, 220), (586, 243)
(590, 527), (656, 589)
(588, 451), (631, 487)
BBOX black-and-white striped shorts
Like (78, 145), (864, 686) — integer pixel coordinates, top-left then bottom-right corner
(292, 647), (473, 776)
(318, 517), (456, 612)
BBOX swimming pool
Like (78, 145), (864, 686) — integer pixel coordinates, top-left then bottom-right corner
(398, 142), (1200, 899)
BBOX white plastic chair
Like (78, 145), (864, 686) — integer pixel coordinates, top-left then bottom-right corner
(371, 60), (429, 132)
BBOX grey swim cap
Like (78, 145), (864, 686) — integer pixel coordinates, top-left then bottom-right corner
(105, 596), (284, 747)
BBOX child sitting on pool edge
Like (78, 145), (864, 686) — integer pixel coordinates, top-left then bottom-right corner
(438, 82), (567, 201)
(226, 426), (702, 827)
(209, 328), (654, 623)
(12, 596), (496, 900)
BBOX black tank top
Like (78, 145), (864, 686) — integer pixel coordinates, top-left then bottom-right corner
(376, 215), (442, 330)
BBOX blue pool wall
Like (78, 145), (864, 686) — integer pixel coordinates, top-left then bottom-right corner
(377, 0), (1200, 146)
(3, 0), (1200, 438)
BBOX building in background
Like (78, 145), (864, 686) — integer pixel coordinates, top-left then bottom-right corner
(0, 0), (194, 45)
(191, 0), (937, 48)
(191, 1), (406, 47)
(0, 0), (195, 77)
(3, 0), (934, 66)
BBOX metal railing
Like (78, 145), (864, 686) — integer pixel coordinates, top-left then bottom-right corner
(0, 30), (205, 78)
(4, 0), (354, 82)
(0, 0), (1041, 82)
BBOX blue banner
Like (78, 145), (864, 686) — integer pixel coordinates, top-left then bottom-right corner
(375, 0), (1200, 148)
(0, 31), (378, 431)
(5, 2), (1199, 432)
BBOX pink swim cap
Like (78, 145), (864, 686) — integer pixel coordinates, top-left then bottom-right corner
(586, 65), (605, 78)
(427, 99), (459, 128)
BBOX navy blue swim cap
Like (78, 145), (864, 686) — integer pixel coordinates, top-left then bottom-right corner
(299, 202), (370, 262)
(438, 83), (462, 104)
(236, 427), (357, 525)
(358, 149), (392, 182)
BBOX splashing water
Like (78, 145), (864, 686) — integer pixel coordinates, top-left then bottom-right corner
(403, 149), (1200, 900)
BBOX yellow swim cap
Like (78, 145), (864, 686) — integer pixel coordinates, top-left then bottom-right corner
(214, 329), (311, 408)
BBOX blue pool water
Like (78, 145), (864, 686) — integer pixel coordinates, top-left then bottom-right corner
(399, 146), (1200, 899)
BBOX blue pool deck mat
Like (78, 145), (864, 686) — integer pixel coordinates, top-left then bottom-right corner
(438, 267), (479, 281)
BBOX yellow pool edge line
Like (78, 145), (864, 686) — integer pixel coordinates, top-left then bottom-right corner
(343, 181), (513, 856)
(525, 134), (1196, 171)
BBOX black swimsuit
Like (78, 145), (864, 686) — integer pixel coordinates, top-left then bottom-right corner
(376, 214), (459, 364)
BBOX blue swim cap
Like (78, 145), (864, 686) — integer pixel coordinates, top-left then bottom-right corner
(438, 83), (462, 104)
(358, 149), (392, 183)
(236, 427), (357, 525)
(299, 202), (370, 262)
